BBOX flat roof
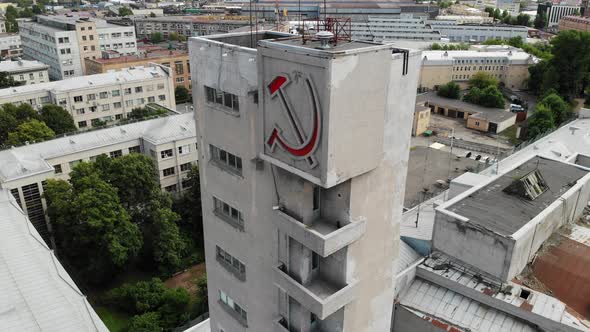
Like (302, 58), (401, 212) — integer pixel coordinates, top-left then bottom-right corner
(469, 109), (516, 123)
(448, 156), (589, 235)
(0, 113), (195, 182)
(418, 92), (513, 123)
(0, 59), (48, 73)
(91, 49), (187, 65)
(0, 189), (109, 332)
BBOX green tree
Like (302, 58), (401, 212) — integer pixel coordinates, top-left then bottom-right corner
(534, 11), (547, 29)
(118, 6), (133, 16)
(193, 273), (208, 315)
(158, 287), (191, 328)
(5, 6), (19, 32)
(516, 13), (531, 26)
(151, 208), (185, 274)
(175, 85), (190, 103)
(127, 312), (162, 332)
(40, 104), (76, 135)
(527, 104), (556, 137)
(437, 81), (461, 99)
(507, 36), (524, 48)
(548, 30), (590, 98)
(173, 166), (203, 250)
(527, 60), (549, 94)
(478, 85), (505, 108)
(129, 107), (167, 120)
(0, 71), (24, 88)
(168, 32), (179, 41)
(149, 12), (157, 17)
(538, 93), (572, 124)
(6, 119), (55, 145)
(468, 72), (499, 89)
(430, 43), (442, 50)
(483, 38), (504, 45)
(150, 32), (163, 43)
(44, 174), (142, 283)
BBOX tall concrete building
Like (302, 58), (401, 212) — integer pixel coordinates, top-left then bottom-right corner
(190, 31), (420, 332)
(18, 14), (137, 80)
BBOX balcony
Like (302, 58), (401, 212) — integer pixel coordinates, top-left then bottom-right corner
(274, 264), (358, 320)
(273, 316), (290, 332)
(275, 209), (366, 257)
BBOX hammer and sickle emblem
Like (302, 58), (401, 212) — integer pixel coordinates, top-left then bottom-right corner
(265, 74), (321, 168)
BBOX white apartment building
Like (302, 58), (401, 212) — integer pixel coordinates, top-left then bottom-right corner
(0, 65), (175, 129)
(351, 16), (528, 43)
(0, 33), (22, 59)
(0, 112), (198, 246)
(547, 4), (581, 27)
(18, 15), (137, 80)
(0, 59), (49, 85)
(190, 30), (420, 332)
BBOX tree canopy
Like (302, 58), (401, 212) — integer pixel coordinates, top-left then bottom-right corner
(468, 72), (499, 90)
(118, 6), (133, 16)
(0, 71), (24, 88)
(527, 104), (555, 138)
(175, 86), (190, 103)
(40, 104), (76, 135)
(150, 32), (163, 43)
(6, 119), (55, 146)
(437, 81), (461, 99)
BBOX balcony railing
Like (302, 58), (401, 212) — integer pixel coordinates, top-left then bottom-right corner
(274, 209), (366, 257)
(274, 264), (358, 320)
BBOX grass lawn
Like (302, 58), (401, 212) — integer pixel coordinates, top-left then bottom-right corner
(95, 306), (131, 332)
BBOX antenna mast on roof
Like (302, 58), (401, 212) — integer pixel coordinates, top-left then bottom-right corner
(249, 0), (253, 48)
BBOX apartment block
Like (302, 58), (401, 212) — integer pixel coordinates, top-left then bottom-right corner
(134, 16), (250, 39)
(0, 65), (175, 129)
(18, 14), (137, 80)
(190, 31), (420, 332)
(538, 3), (581, 28)
(419, 47), (538, 90)
(0, 113), (197, 245)
(0, 59), (49, 85)
(85, 47), (191, 92)
(0, 33), (22, 58)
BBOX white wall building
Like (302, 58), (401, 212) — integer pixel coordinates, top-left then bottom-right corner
(18, 15), (137, 80)
(0, 59), (49, 85)
(547, 4), (581, 27)
(0, 65), (175, 129)
(426, 20), (529, 42)
(0, 33), (22, 59)
(0, 112), (198, 245)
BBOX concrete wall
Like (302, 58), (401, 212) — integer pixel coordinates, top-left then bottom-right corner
(392, 305), (446, 332)
(412, 108), (430, 136)
(466, 116), (490, 132)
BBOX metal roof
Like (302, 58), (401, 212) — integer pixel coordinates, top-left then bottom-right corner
(0, 113), (196, 182)
(0, 189), (108, 332)
(399, 278), (538, 332)
(448, 156), (588, 235)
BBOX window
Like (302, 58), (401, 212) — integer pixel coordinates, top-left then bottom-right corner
(205, 86), (239, 112)
(135, 86), (143, 93)
(148, 96), (155, 103)
(129, 145), (141, 154)
(69, 159), (82, 169)
(163, 167), (175, 177)
(210, 145), (242, 175)
(165, 184), (177, 192)
(112, 89), (120, 97)
(29, 73), (34, 80)
(89, 106), (97, 113)
(312, 252), (320, 270)
(114, 102), (122, 108)
(216, 246), (246, 280)
(76, 108), (85, 115)
(101, 104), (110, 111)
(124, 88), (132, 95)
(58, 98), (66, 105)
(125, 100), (134, 107)
(213, 197), (244, 230)
(110, 150), (122, 158)
(180, 163), (192, 172)
(74, 95), (83, 103)
(82, 35), (87, 41)
(87, 93), (96, 101)
(178, 144), (190, 155)
(175, 61), (183, 75)
(99, 91), (108, 99)
(136, 98), (145, 105)
(157, 83), (165, 90)
(219, 290), (247, 325)
(176, 77), (185, 83)
(181, 179), (192, 189)
(54, 164), (62, 174)
(158, 95), (166, 101)
(78, 121), (87, 128)
(160, 149), (173, 159)
(115, 114), (123, 120)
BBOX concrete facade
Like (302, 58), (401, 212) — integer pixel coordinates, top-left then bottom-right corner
(19, 15), (137, 80)
(190, 32), (420, 332)
(0, 65), (175, 129)
(134, 16), (250, 39)
(85, 47), (191, 92)
(0, 33), (22, 59)
(0, 113), (197, 246)
(412, 104), (431, 136)
(0, 59), (49, 85)
(419, 49), (537, 90)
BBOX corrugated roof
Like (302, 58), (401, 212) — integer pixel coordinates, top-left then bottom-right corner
(0, 113), (196, 182)
(399, 278), (538, 332)
(0, 189), (109, 332)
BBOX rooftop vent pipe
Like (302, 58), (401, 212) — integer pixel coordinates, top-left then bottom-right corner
(316, 31), (334, 50)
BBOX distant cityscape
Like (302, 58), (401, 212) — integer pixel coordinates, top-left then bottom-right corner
(0, 0), (590, 332)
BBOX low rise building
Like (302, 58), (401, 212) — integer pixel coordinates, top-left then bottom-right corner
(134, 16), (250, 39)
(0, 59), (49, 85)
(19, 14), (138, 80)
(435, 14), (494, 24)
(426, 20), (529, 42)
(0, 112), (197, 244)
(419, 49), (538, 90)
(419, 93), (517, 133)
(0, 33), (22, 59)
(0, 189), (109, 332)
(559, 15), (590, 31)
(0, 65), (175, 129)
(85, 47), (191, 92)
(351, 16), (442, 42)
(412, 104), (431, 136)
